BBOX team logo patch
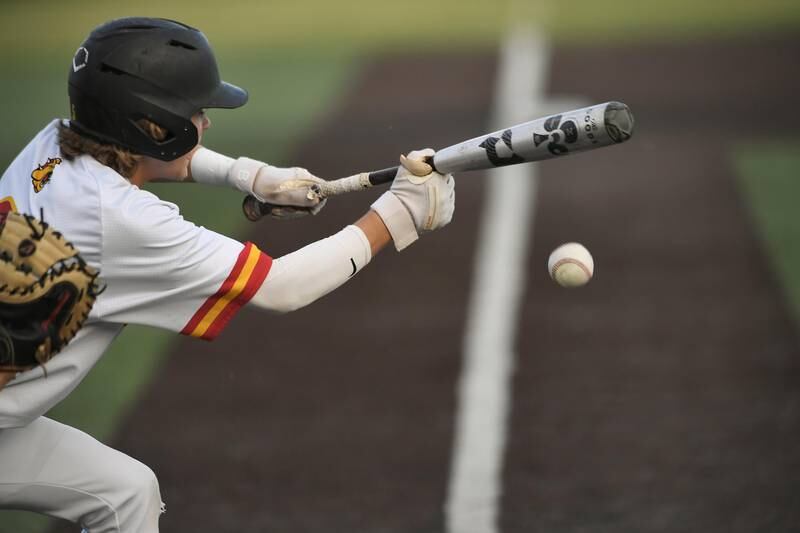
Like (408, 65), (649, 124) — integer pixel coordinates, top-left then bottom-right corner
(72, 47), (89, 72)
(31, 157), (62, 193)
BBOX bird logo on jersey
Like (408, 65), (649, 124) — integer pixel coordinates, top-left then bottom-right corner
(31, 157), (62, 193)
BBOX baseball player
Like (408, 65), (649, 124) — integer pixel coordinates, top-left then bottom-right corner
(0, 17), (455, 532)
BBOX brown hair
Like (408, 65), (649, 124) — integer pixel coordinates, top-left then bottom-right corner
(57, 119), (169, 179)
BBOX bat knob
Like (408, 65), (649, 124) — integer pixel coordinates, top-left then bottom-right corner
(604, 102), (634, 143)
(243, 195), (267, 221)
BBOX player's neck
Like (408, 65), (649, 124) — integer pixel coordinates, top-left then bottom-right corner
(130, 154), (191, 187)
(0, 372), (14, 391)
(129, 168), (146, 187)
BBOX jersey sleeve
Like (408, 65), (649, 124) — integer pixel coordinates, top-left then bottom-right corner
(95, 185), (271, 340)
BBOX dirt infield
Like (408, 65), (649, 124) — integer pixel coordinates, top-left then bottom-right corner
(503, 35), (800, 532)
(53, 35), (800, 532)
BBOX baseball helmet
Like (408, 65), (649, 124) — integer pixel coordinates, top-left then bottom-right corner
(68, 17), (248, 161)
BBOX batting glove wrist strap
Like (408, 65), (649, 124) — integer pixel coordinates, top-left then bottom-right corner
(371, 191), (419, 251)
(228, 157), (265, 197)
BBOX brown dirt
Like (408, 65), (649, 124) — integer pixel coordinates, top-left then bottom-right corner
(52, 34), (800, 532)
(503, 34), (800, 532)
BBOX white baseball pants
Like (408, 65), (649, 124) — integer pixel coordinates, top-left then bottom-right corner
(0, 417), (163, 532)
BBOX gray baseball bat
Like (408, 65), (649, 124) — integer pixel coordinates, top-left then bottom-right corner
(243, 101), (634, 221)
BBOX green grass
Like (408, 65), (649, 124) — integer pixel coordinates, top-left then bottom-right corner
(1, 0), (798, 55)
(736, 143), (800, 322)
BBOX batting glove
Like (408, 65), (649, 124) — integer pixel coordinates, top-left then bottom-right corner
(191, 148), (327, 219)
(371, 148), (455, 251)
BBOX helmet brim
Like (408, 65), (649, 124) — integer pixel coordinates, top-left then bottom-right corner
(205, 81), (248, 109)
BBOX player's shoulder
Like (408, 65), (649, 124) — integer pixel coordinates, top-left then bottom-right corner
(1, 119), (62, 179)
(99, 173), (196, 250)
(104, 182), (180, 223)
(28, 118), (62, 146)
(22, 119), (64, 160)
(61, 138), (180, 226)
(2, 119), (102, 192)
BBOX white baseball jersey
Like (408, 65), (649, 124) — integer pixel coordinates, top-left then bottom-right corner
(0, 120), (272, 428)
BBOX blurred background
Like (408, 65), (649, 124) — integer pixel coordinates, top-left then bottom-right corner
(1, 1), (799, 531)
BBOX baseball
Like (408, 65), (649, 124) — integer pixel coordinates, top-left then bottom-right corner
(547, 242), (594, 288)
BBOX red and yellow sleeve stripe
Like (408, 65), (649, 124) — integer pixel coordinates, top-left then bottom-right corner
(181, 242), (272, 341)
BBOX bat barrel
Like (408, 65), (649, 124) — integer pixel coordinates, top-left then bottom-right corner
(432, 101), (635, 174)
(243, 101), (635, 221)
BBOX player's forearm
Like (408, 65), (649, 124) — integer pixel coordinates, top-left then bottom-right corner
(188, 146), (236, 187)
(249, 213), (390, 313)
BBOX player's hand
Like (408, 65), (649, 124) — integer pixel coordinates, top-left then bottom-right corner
(391, 149), (455, 233)
(251, 165), (327, 218)
(370, 148), (455, 251)
(190, 148), (328, 219)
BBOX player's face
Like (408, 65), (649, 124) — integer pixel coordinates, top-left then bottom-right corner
(131, 111), (211, 186)
(193, 110), (211, 140)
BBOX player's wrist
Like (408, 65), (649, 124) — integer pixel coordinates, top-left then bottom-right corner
(354, 210), (392, 257)
(370, 191), (419, 251)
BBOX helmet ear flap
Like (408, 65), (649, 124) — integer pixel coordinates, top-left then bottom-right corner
(68, 82), (199, 161)
(130, 115), (172, 143)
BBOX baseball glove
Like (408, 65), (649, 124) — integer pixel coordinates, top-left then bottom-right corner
(0, 211), (102, 373)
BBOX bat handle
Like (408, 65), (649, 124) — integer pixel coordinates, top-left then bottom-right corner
(368, 165), (401, 185)
(346, 155), (435, 187)
(242, 165), (401, 222)
(242, 155), (437, 222)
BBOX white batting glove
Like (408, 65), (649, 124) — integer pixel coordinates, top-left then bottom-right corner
(371, 148), (455, 251)
(191, 148), (327, 219)
(250, 165), (326, 210)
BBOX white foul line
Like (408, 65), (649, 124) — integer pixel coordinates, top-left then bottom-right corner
(445, 26), (550, 533)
